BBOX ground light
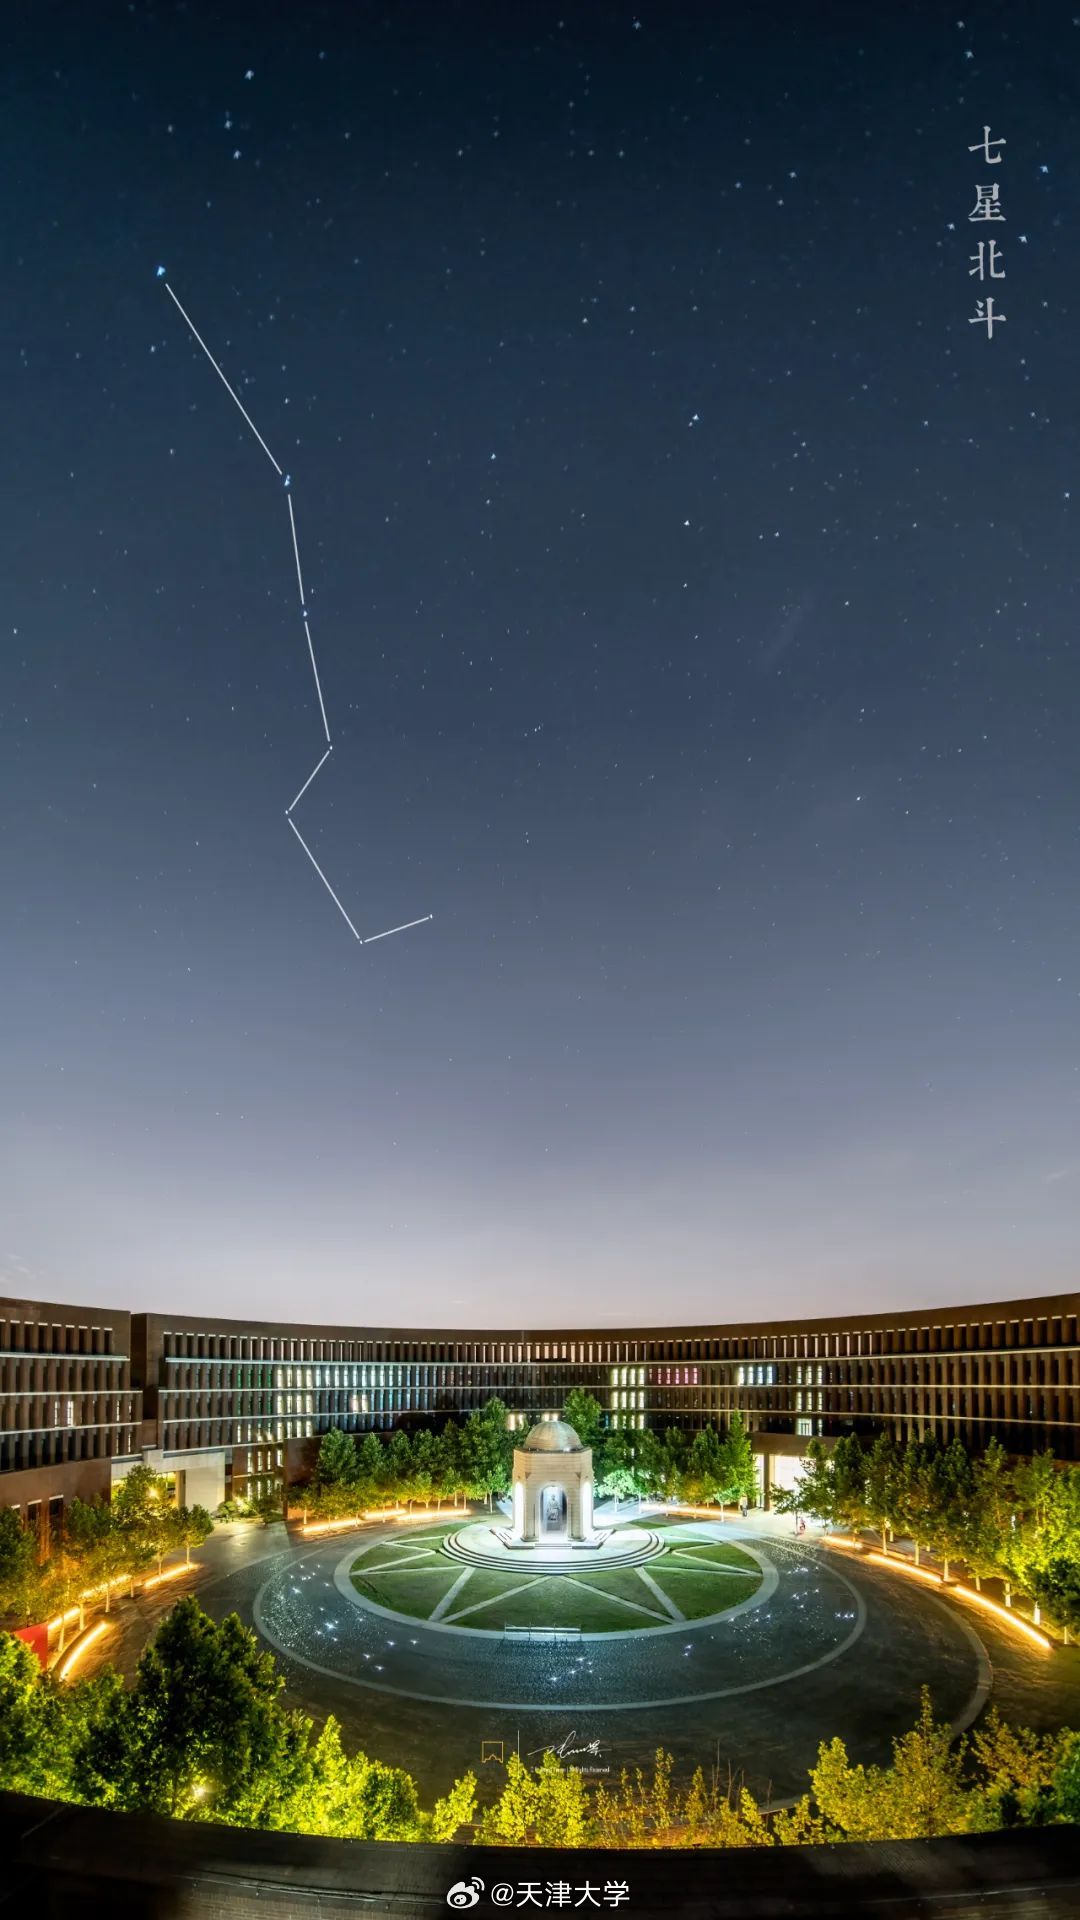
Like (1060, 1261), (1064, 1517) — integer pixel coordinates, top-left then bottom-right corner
(56, 1620), (112, 1682)
(850, 1546), (1055, 1653)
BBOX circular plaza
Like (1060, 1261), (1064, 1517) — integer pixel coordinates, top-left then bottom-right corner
(96, 1503), (1080, 1810)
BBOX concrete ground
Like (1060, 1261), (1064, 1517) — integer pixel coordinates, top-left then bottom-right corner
(89, 1504), (1080, 1811)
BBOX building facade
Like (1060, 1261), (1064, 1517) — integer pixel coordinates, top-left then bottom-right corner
(2, 1290), (1078, 1522)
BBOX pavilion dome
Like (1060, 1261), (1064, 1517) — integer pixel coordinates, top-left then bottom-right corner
(520, 1418), (584, 1453)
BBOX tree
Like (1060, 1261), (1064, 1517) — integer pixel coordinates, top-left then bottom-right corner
(432, 1422), (466, 1510)
(632, 1428), (665, 1501)
(829, 1435), (868, 1533)
(969, 1707), (1069, 1828)
(428, 1769), (477, 1842)
(562, 1390), (604, 1453)
(680, 1767), (774, 1848)
(966, 1437), (1015, 1592)
(246, 1484), (284, 1527)
(895, 1438), (945, 1567)
(684, 1427), (725, 1509)
(72, 1597), (301, 1823)
(348, 1755), (425, 1839)
(385, 1430), (414, 1505)
(41, 1542), (91, 1649)
(313, 1428), (358, 1491)
(926, 1438), (977, 1581)
(357, 1432), (388, 1508)
(0, 1507), (45, 1626)
(409, 1429), (437, 1511)
(462, 1400), (511, 1508)
(593, 1748), (676, 1847)
(174, 1505), (214, 1566)
(0, 1628), (62, 1794)
(66, 1498), (129, 1614)
(865, 1431), (903, 1551)
(774, 1437), (833, 1524)
(596, 1426), (638, 1511)
(113, 1465), (173, 1589)
(477, 1749), (590, 1848)
(808, 1689), (977, 1841)
(716, 1413), (758, 1511)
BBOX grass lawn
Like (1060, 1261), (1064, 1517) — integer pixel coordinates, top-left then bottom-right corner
(347, 1536), (762, 1631)
(350, 1567), (466, 1614)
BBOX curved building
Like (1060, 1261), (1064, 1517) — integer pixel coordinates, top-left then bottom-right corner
(1, 1289), (1078, 1537)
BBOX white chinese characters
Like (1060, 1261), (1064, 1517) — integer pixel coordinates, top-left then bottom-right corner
(966, 128), (1008, 338)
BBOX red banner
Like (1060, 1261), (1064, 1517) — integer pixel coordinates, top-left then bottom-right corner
(12, 1622), (49, 1669)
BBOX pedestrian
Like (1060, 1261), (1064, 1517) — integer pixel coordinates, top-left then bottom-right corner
(739, 1494), (748, 1520)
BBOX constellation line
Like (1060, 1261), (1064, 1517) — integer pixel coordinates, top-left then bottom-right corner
(286, 817), (362, 939)
(287, 747), (333, 815)
(159, 272), (433, 949)
(163, 283), (283, 477)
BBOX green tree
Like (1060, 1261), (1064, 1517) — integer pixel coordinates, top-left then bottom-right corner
(0, 1628), (63, 1793)
(895, 1438), (944, 1567)
(774, 1437), (833, 1524)
(717, 1413), (758, 1510)
(926, 1438), (977, 1581)
(477, 1749), (590, 1847)
(659, 1427), (688, 1501)
(596, 1426), (638, 1511)
(72, 1596), (301, 1823)
(864, 1431), (903, 1551)
(409, 1429), (437, 1511)
(593, 1748), (676, 1846)
(356, 1432), (388, 1508)
(809, 1689), (977, 1841)
(969, 1707), (1070, 1828)
(632, 1428), (665, 1501)
(113, 1465), (173, 1587)
(966, 1437), (1015, 1592)
(174, 1505), (214, 1566)
(684, 1426), (725, 1509)
(429, 1769), (478, 1841)
(561, 1389), (604, 1452)
(432, 1421), (467, 1510)
(462, 1400), (511, 1508)
(0, 1507), (45, 1625)
(313, 1428), (358, 1490)
(385, 1429), (414, 1505)
(1050, 1731), (1080, 1825)
(348, 1755), (425, 1838)
(680, 1767), (774, 1848)
(245, 1484), (284, 1527)
(829, 1435), (868, 1533)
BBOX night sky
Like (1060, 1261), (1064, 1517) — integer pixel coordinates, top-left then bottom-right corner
(4, 1), (1078, 1329)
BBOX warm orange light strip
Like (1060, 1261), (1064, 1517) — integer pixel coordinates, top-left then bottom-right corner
(56, 1619), (111, 1681)
(642, 1500), (734, 1519)
(859, 1549), (1054, 1652)
(143, 1563), (192, 1590)
(950, 1581), (1055, 1652)
(47, 1604), (82, 1632)
(865, 1548), (945, 1589)
(300, 1506), (446, 1537)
